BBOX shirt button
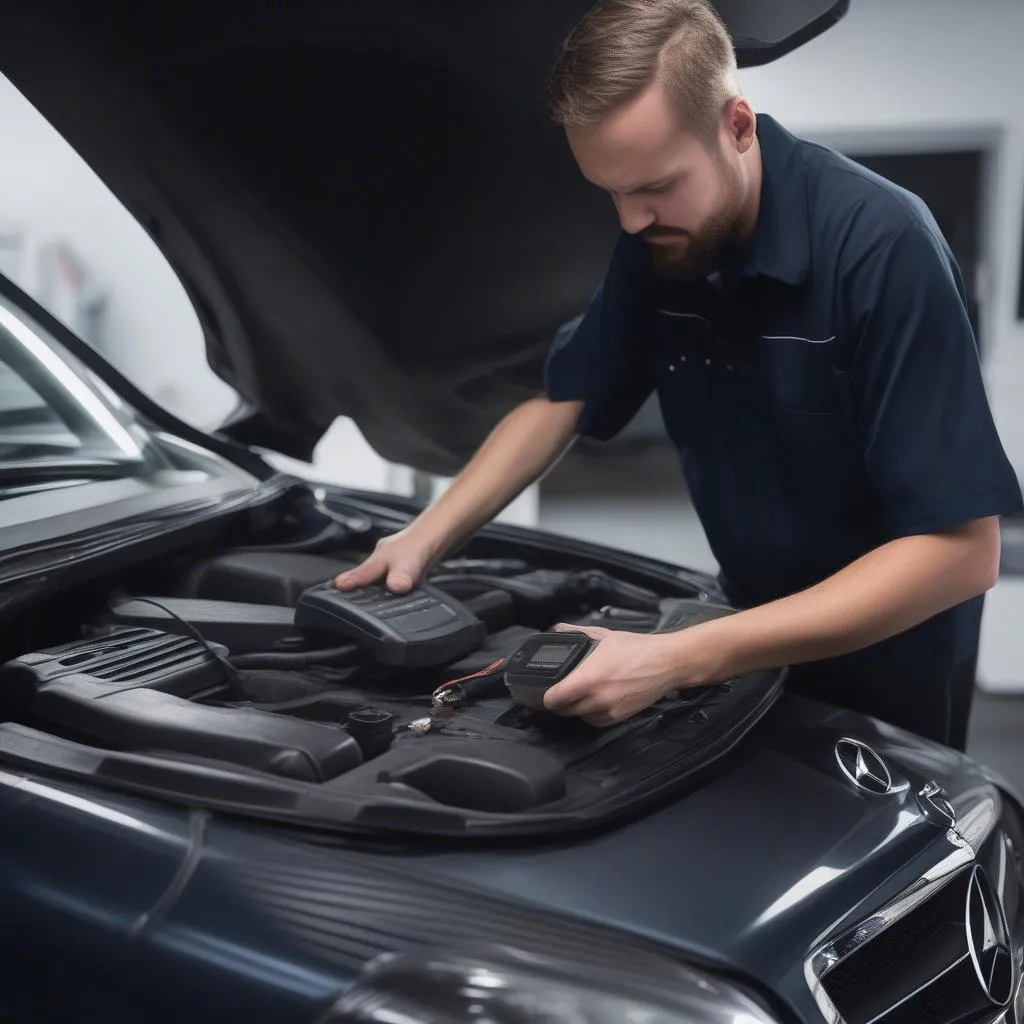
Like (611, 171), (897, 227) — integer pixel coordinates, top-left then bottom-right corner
(705, 358), (711, 366)
(668, 363), (676, 371)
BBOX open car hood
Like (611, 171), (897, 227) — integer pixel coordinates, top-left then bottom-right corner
(0, 0), (848, 474)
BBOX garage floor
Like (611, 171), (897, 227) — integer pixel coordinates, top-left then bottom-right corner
(969, 693), (1024, 794)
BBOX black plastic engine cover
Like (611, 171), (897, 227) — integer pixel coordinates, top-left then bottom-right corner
(23, 675), (362, 783)
(180, 550), (354, 606)
(0, 629), (363, 783)
(104, 597), (298, 654)
(0, 628), (226, 709)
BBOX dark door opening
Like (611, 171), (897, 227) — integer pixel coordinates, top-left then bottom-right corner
(845, 150), (986, 352)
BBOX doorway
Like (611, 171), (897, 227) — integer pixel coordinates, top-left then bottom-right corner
(843, 149), (986, 351)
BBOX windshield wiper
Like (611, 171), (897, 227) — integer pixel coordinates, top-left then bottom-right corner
(0, 457), (143, 487)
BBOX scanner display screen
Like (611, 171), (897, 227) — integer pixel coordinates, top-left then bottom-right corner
(528, 644), (573, 669)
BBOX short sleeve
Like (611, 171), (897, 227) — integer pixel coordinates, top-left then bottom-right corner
(849, 218), (1023, 537)
(543, 232), (655, 441)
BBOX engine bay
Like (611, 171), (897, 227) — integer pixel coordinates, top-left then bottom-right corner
(0, 489), (785, 837)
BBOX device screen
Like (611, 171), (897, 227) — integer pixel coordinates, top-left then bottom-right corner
(528, 643), (574, 669)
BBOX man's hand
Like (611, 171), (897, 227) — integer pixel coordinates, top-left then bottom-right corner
(335, 525), (441, 594)
(334, 396), (583, 595)
(541, 624), (715, 727)
(539, 517), (1001, 728)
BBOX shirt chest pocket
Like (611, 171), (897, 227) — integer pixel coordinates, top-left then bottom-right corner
(756, 333), (864, 507)
(757, 332), (853, 416)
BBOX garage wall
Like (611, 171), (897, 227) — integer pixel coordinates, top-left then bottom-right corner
(0, 75), (236, 429)
(739, 0), (1024, 471)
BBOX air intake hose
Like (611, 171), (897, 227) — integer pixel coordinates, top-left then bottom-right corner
(230, 644), (361, 670)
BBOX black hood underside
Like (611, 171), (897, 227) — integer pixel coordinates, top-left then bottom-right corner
(0, 0), (847, 473)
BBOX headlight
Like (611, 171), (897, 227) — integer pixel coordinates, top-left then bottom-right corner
(321, 944), (779, 1024)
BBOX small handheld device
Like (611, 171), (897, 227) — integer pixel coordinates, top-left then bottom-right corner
(504, 630), (597, 711)
(294, 581), (486, 668)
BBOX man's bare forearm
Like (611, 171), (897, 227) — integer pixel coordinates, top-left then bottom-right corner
(412, 397), (583, 556)
(670, 517), (1002, 684)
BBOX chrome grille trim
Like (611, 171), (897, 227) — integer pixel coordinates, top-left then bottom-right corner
(804, 783), (1004, 1024)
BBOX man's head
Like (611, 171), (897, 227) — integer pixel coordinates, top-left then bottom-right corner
(548, 0), (760, 281)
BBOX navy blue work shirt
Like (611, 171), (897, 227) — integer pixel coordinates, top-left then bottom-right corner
(545, 114), (1024, 749)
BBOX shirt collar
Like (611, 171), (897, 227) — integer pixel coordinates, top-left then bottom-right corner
(739, 114), (811, 286)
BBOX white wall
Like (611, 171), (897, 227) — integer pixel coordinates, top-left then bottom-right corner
(739, 0), (1024, 471)
(0, 76), (237, 430)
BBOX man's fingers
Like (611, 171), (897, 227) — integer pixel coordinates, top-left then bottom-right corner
(385, 568), (416, 593)
(542, 667), (600, 711)
(336, 557), (421, 594)
(552, 622), (610, 638)
(545, 686), (622, 728)
(334, 558), (385, 590)
(548, 692), (601, 717)
(543, 625), (610, 710)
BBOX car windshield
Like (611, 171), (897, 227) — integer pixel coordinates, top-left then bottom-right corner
(0, 295), (152, 494)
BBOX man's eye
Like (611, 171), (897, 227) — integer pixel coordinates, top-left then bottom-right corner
(645, 182), (673, 196)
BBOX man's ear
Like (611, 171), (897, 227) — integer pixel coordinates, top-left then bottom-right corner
(726, 97), (757, 154)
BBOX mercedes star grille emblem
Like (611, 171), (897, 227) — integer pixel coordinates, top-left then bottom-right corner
(835, 739), (892, 795)
(966, 866), (1013, 1007)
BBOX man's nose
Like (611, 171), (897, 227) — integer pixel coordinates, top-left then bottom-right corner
(615, 196), (656, 235)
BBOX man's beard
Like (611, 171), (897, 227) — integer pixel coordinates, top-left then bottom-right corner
(644, 206), (740, 282)
(643, 162), (745, 282)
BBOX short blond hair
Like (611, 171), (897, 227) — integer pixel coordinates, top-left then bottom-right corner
(547, 0), (739, 140)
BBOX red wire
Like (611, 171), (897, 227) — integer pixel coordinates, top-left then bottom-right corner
(436, 657), (507, 691)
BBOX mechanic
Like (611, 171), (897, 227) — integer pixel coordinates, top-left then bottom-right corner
(337, 0), (1024, 750)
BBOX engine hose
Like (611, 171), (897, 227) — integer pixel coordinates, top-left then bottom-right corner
(226, 521), (350, 555)
(569, 570), (661, 612)
(438, 558), (530, 575)
(230, 644), (361, 670)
